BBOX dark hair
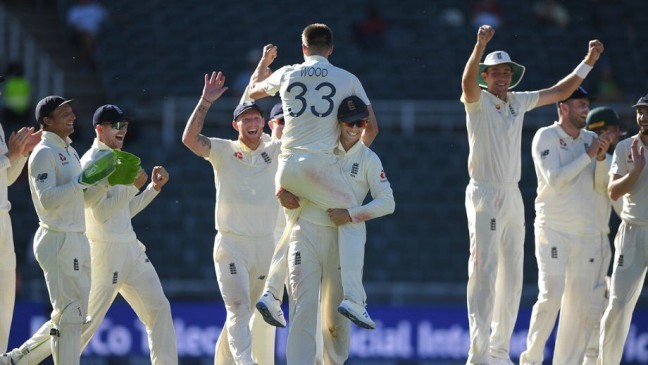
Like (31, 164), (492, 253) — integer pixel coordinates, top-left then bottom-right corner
(302, 23), (333, 53)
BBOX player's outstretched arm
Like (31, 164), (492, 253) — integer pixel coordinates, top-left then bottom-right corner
(182, 71), (228, 158)
(248, 44), (277, 100)
(536, 39), (605, 108)
(461, 25), (494, 104)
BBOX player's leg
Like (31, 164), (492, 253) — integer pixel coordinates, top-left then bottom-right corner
(286, 219), (325, 364)
(599, 223), (647, 364)
(519, 226), (567, 364)
(582, 233), (611, 365)
(33, 230), (90, 365)
(214, 234), (255, 364)
(465, 184), (501, 365)
(321, 226), (351, 365)
(552, 234), (596, 364)
(249, 237), (275, 365)
(337, 222), (374, 329)
(0, 213), (16, 353)
(490, 188), (524, 362)
(213, 326), (235, 365)
(119, 243), (177, 365)
(2, 321), (53, 365)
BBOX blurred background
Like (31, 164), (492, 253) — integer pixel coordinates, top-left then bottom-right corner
(2, 0), (648, 363)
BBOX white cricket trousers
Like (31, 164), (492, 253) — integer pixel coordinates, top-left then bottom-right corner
(520, 226), (597, 365)
(599, 222), (648, 365)
(10, 239), (178, 365)
(465, 181), (524, 364)
(277, 151), (366, 307)
(214, 233), (274, 365)
(0, 212), (16, 353)
(286, 218), (350, 365)
(33, 227), (90, 365)
(214, 310), (276, 365)
(583, 232), (611, 364)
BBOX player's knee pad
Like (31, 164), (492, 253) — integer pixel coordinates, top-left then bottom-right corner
(51, 301), (84, 365)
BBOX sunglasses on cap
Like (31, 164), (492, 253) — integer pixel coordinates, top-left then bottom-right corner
(101, 121), (129, 130)
(272, 117), (284, 125)
(341, 119), (368, 128)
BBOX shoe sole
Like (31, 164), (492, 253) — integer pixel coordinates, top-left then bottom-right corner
(337, 306), (376, 330)
(255, 302), (286, 328)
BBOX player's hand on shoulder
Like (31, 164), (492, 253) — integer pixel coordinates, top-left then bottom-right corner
(151, 166), (169, 191)
(133, 168), (148, 190)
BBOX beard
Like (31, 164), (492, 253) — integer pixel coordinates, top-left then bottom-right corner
(640, 126), (648, 135)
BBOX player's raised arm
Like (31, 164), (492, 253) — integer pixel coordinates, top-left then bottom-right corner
(182, 71), (228, 158)
(461, 25), (494, 104)
(535, 39), (605, 108)
(248, 44), (278, 100)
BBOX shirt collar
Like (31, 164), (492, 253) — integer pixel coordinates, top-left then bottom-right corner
(42, 131), (72, 147)
(555, 121), (583, 141)
(304, 55), (330, 64)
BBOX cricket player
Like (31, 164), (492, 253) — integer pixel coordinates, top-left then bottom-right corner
(461, 24), (604, 365)
(0, 74), (41, 353)
(582, 106), (624, 365)
(599, 93), (648, 364)
(247, 23), (380, 329)
(519, 87), (612, 365)
(272, 95), (393, 364)
(1, 104), (177, 365)
(5, 96), (116, 365)
(182, 71), (279, 365)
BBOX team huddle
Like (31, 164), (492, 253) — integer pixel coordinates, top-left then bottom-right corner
(0, 20), (645, 365)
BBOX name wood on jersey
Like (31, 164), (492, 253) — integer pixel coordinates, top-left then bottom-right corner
(301, 67), (328, 77)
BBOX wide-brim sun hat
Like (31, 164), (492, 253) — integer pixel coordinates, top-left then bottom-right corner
(477, 50), (526, 89)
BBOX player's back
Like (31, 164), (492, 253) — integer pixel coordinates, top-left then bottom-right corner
(279, 55), (368, 153)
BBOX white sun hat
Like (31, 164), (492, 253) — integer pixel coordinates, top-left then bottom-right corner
(477, 50), (526, 89)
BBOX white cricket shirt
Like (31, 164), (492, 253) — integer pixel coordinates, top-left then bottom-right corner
(300, 141), (395, 227)
(611, 136), (648, 226)
(81, 139), (159, 243)
(261, 55), (370, 153)
(462, 89), (539, 183)
(207, 137), (281, 237)
(0, 124), (28, 212)
(28, 131), (86, 232)
(532, 122), (608, 235)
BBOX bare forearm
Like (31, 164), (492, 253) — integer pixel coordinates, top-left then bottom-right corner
(182, 98), (212, 157)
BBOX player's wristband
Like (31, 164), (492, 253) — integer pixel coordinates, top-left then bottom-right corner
(574, 61), (592, 79)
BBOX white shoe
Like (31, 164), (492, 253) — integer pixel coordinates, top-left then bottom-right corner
(490, 356), (515, 365)
(256, 292), (286, 328)
(0, 352), (16, 365)
(337, 299), (376, 330)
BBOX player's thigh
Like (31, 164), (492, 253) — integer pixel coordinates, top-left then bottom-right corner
(214, 235), (252, 307)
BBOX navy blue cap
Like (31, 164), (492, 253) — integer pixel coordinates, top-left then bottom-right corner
(559, 86), (593, 103)
(35, 95), (73, 123)
(93, 104), (130, 126)
(338, 95), (369, 122)
(270, 103), (284, 120)
(233, 102), (263, 120)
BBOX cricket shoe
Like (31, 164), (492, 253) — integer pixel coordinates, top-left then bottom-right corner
(0, 352), (16, 365)
(337, 299), (376, 330)
(256, 292), (286, 328)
